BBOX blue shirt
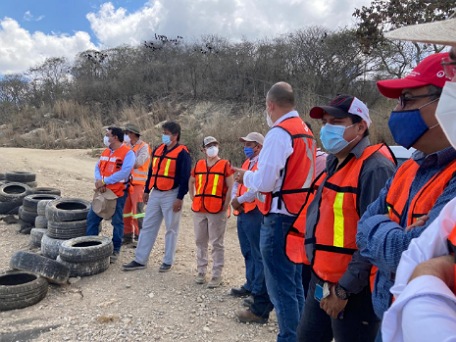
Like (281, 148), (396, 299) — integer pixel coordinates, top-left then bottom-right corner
(356, 146), (456, 319)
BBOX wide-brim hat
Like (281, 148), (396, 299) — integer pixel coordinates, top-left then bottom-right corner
(124, 123), (141, 135)
(384, 19), (456, 45)
(92, 189), (117, 220)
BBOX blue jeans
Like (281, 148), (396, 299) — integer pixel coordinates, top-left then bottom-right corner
(86, 189), (128, 253)
(236, 207), (264, 294)
(261, 213), (304, 342)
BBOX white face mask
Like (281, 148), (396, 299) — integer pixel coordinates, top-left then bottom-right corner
(206, 146), (219, 158)
(123, 134), (131, 144)
(265, 110), (274, 128)
(435, 81), (456, 149)
(103, 136), (110, 147)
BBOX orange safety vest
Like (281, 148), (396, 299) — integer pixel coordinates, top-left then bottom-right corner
(255, 117), (316, 215)
(149, 144), (189, 191)
(233, 158), (259, 216)
(130, 141), (151, 186)
(192, 159), (230, 214)
(386, 159), (456, 226)
(98, 144), (131, 197)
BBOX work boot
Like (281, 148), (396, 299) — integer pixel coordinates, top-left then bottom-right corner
(158, 263), (172, 272)
(236, 309), (268, 324)
(122, 260), (146, 271)
(207, 276), (222, 288)
(122, 234), (133, 245)
(195, 273), (206, 284)
(230, 285), (251, 297)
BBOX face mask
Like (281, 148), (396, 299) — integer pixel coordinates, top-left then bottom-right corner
(388, 109), (429, 149)
(320, 123), (354, 154)
(103, 136), (110, 147)
(206, 146), (219, 158)
(265, 110), (274, 128)
(244, 147), (255, 159)
(162, 134), (171, 146)
(435, 81), (456, 149)
(124, 134), (131, 144)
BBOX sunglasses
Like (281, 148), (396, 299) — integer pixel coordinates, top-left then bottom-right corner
(398, 93), (441, 109)
(441, 57), (456, 80)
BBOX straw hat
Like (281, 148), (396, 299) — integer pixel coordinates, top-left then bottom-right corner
(92, 189), (118, 220)
(385, 19), (456, 45)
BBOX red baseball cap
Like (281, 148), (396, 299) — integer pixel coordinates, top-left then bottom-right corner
(377, 52), (449, 99)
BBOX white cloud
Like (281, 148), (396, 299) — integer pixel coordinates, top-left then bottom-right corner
(23, 10), (44, 22)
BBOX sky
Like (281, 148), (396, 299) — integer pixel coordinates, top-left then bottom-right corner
(0, 0), (373, 75)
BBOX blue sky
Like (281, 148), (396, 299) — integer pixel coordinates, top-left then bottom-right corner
(0, 0), (372, 75)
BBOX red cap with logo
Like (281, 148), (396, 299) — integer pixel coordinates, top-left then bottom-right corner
(377, 52), (449, 99)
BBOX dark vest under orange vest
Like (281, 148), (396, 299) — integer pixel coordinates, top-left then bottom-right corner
(149, 144), (188, 191)
(98, 144), (131, 197)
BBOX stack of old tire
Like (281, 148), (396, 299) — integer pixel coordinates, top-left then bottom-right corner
(19, 194), (61, 235)
(30, 197), (61, 248)
(4, 171), (37, 188)
(41, 198), (91, 260)
(0, 182), (32, 216)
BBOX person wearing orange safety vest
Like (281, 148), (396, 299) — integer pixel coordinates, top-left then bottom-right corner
(229, 132), (264, 302)
(86, 126), (135, 263)
(189, 136), (234, 289)
(122, 121), (191, 273)
(122, 123), (151, 245)
(294, 95), (396, 342)
(234, 82), (316, 341)
(356, 53), (456, 342)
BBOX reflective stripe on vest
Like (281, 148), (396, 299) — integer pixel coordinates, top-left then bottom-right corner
(98, 144), (131, 197)
(149, 144), (189, 191)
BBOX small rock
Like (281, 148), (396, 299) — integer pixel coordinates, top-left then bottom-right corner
(69, 276), (81, 284)
(148, 292), (155, 298)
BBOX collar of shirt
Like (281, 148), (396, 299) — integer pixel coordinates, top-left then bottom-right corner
(272, 110), (299, 126)
(249, 154), (259, 167)
(412, 146), (456, 168)
(131, 139), (143, 147)
(325, 137), (371, 175)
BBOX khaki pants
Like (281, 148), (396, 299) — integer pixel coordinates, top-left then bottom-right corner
(193, 211), (227, 278)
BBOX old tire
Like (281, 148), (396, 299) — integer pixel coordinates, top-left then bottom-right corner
(23, 194), (61, 213)
(30, 228), (47, 247)
(18, 219), (33, 235)
(19, 206), (37, 224)
(59, 236), (113, 263)
(0, 200), (22, 215)
(37, 200), (53, 216)
(0, 271), (48, 311)
(5, 171), (36, 183)
(56, 256), (110, 277)
(32, 187), (61, 196)
(34, 215), (48, 229)
(45, 198), (90, 222)
(47, 219), (87, 240)
(0, 182), (32, 202)
(10, 251), (70, 285)
(41, 234), (66, 260)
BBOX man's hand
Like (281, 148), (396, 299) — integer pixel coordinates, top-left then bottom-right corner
(231, 197), (242, 211)
(409, 255), (454, 288)
(320, 284), (348, 319)
(406, 215), (429, 231)
(173, 199), (183, 213)
(95, 180), (105, 190)
(232, 167), (246, 184)
(143, 193), (150, 204)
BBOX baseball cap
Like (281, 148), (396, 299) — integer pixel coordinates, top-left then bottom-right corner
(310, 95), (372, 128)
(203, 136), (218, 147)
(239, 132), (265, 145)
(377, 52), (449, 99)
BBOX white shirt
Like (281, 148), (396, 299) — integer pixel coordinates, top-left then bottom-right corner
(232, 155), (259, 204)
(243, 111), (296, 215)
(382, 198), (456, 341)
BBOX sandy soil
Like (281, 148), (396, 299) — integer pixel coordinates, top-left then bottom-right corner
(0, 148), (277, 342)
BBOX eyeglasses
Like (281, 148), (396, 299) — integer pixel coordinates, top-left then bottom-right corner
(398, 93), (441, 109)
(441, 57), (456, 80)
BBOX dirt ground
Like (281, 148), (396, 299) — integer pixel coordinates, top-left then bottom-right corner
(0, 148), (277, 342)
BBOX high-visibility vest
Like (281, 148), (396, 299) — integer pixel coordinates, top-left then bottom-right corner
(98, 144), (131, 197)
(447, 224), (456, 294)
(255, 117), (316, 215)
(233, 158), (259, 216)
(149, 144), (189, 191)
(130, 141), (151, 186)
(192, 159), (230, 214)
(386, 159), (456, 226)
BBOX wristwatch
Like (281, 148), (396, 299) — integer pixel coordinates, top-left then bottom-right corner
(335, 283), (350, 300)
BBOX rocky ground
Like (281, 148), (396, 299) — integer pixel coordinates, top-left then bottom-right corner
(0, 148), (277, 342)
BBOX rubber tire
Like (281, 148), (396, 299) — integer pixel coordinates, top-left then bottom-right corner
(30, 228), (47, 247)
(5, 171), (36, 183)
(45, 198), (90, 222)
(41, 234), (67, 260)
(34, 215), (48, 229)
(18, 219), (33, 235)
(0, 271), (48, 312)
(37, 200), (53, 216)
(56, 256), (110, 277)
(10, 251), (70, 285)
(47, 219), (87, 240)
(59, 236), (113, 263)
(23, 194), (61, 213)
(0, 200), (22, 215)
(32, 187), (61, 196)
(19, 206), (37, 224)
(0, 182), (32, 202)
(0, 172), (5, 180)
(24, 181), (38, 188)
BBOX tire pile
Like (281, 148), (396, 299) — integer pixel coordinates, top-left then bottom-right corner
(0, 182), (32, 216)
(19, 194), (61, 235)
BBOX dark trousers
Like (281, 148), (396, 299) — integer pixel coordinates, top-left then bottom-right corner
(297, 273), (380, 342)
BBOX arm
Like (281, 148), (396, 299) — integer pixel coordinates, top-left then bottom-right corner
(224, 174), (234, 211)
(176, 150), (191, 200)
(134, 143), (150, 168)
(104, 150), (135, 184)
(188, 176), (195, 201)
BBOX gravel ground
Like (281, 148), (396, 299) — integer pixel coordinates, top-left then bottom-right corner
(0, 148), (277, 342)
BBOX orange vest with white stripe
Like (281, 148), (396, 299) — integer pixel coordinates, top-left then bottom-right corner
(386, 159), (456, 226)
(255, 117), (316, 215)
(192, 159), (230, 214)
(130, 141), (151, 186)
(234, 158), (259, 215)
(98, 144), (131, 197)
(149, 144), (188, 191)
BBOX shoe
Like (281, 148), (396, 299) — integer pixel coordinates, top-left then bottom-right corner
(158, 263), (172, 273)
(207, 276), (222, 288)
(122, 260), (146, 271)
(230, 286), (251, 297)
(236, 309), (268, 324)
(195, 273), (206, 284)
(122, 234), (133, 245)
(110, 251), (119, 264)
(242, 295), (254, 308)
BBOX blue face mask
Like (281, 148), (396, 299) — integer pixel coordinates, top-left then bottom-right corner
(388, 109), (429, 149)
(162, 134), (171, 146)
(320, 123), (353, 154)
(243, 147), (255, 158)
